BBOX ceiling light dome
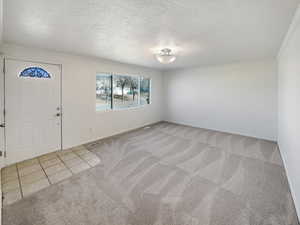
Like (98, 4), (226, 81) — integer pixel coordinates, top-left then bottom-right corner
(155, 48), (176, 64)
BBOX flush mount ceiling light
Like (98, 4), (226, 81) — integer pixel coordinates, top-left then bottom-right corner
(155, 48), (176, 64)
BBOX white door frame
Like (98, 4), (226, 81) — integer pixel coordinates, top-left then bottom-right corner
(0, 55), (5, 168)
(2, 57), (63, 166)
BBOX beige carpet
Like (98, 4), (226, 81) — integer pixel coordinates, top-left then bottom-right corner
(3, 122), (299, 225)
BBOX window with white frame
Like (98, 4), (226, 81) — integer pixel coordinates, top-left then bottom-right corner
(96, 74), (112, 111)
(113, 75), (139, 109)
(140, 77), (151, 105)
(96, 73), (151, 111)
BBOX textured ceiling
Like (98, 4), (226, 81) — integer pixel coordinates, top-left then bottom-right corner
(3, 0), (299, 70)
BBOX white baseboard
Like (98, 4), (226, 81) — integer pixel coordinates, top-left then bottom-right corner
(163, 119), (277, 142)
(277, 144), (300, 221)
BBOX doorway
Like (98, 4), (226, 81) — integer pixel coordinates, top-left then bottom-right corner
(4, 58), (62, 165)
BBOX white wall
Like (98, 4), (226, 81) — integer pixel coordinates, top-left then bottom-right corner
(163, 60), (278, 141)
(0, 44), (163, 150)
(277, 5), (300, 217)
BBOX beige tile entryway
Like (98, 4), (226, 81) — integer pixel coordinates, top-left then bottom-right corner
(1, 145), (101, 206)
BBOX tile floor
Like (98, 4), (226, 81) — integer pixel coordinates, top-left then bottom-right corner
(1, 145), (101, 206)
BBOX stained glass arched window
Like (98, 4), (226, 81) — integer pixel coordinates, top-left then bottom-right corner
(20, 67), (51, 78)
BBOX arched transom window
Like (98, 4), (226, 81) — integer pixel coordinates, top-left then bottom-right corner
(20, 67), (51, 78)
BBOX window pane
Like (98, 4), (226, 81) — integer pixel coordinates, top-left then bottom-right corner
(113, 75), (139, 109)
(96, 74), (112, 111)
(20, 67), (51, 78)
(140, 77), (150, 105)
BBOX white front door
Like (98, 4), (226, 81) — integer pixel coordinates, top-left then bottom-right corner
(5, 59), (62, 165)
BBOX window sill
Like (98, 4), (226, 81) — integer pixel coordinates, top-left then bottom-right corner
(96, 104), (150, 114)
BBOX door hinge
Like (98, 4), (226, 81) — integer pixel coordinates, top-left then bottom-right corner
(0, 123), (5, 128)
(0, 151), (7, 157)
(3, 59), (5, 74)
